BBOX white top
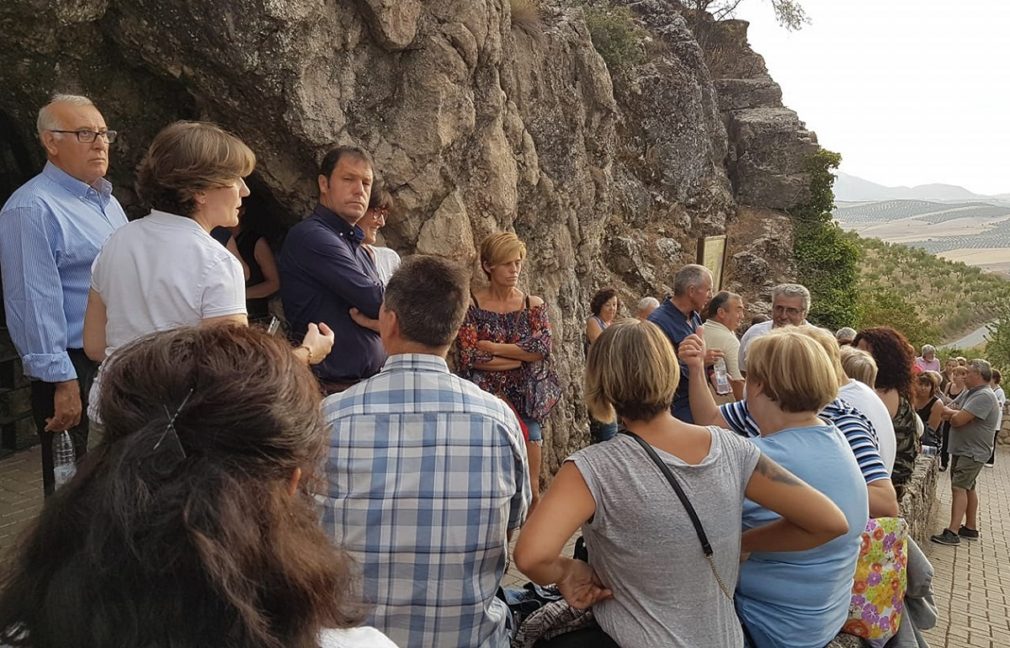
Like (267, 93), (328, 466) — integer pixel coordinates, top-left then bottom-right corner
(371, 246), (401, 286)
(737, 319), (774, 371)
(88, 210), (246, 421)
(320, 626), (399, 647)
(839, 380), (897, 475)
(994, 385), (1006, 432)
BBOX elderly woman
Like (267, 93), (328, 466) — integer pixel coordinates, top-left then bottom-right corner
(720, 329), (869, 648)
(83, 122), (333, 435)
(586, 287), (620, 443)
(682, 325), (899, 518)
(457, 232), (560, 509)
(0, 326), (394, 648)
(854, 327), (919, 495)
(915, 344), (941, 373)
(515, 321), (848, 648)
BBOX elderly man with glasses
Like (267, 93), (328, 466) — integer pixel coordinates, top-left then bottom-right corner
(737, 283), (811, 374)
(0, 94), (127, 496)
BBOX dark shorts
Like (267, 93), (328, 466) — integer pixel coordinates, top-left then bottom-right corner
(951, 454), (985, 490)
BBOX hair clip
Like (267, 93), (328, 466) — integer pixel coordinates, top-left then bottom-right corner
(149, 388), (194, 470)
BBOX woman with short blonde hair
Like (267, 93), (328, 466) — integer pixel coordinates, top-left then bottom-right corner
(516, 321), (848, 647)
(457, 232), (559, 509)
(840, 345), (879, 387)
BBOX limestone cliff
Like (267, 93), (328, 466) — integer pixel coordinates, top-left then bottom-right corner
(0, 0), (815, 476)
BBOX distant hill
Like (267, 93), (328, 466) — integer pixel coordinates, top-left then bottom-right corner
(834, 172), (1008, 203)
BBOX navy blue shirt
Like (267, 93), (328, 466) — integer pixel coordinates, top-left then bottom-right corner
(279, 204), (385, 382)
(648, 298), (702, 423)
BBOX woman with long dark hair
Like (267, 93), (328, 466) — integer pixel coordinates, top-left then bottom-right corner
(854, 326), (919, 494)
(0, 326), (394, 648)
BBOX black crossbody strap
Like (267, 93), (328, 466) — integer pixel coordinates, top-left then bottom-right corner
(621, 430), (713, 555)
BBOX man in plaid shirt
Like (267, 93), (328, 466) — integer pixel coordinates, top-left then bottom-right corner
(319, 255), (531, 648)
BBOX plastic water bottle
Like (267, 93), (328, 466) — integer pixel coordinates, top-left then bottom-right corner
(53, 431), (77, 489)
(713, 357), (732, 395)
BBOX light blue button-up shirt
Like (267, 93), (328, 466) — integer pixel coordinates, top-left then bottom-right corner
(0, 162), (128, 382)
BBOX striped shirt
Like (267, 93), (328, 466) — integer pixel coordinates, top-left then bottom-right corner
(319, 354), (530, 648)
(720, 398), (889, 484)
(0, 162), (127, 381)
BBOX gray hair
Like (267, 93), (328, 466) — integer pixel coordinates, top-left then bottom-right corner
(969, 358), (993, 382)
(835, 327), (857, 342)
(921, 344), (936, 356)
(673, 264), (712, 297)
(636, 296), (659, 312)
(37, 94), (95, 138)
(772, 283), (811, 312)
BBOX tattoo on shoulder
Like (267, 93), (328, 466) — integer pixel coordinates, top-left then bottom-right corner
(754, 454), (804, 486)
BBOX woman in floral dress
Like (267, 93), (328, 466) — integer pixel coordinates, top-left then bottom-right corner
(457, 232), (561, 510)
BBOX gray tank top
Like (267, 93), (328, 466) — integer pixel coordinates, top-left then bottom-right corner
(569, 427), (760, 647)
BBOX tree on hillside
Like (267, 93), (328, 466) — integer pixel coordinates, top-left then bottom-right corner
(857, 288), (940, 352)
(985, 302), (1010, 371)
(684, 0), (809, 30)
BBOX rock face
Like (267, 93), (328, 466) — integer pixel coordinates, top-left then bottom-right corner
(0, 0), (812, 477)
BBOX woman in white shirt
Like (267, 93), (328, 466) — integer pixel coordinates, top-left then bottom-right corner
(361, 185), (400, 286)
(0, 326), (395, 648)
(83, 121), (333, 432)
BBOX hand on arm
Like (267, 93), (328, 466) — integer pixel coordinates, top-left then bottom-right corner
(349, 307), (379, 333)
(679, 332), (728, 427)
(514, 462), (612, 609)
(478, 339), (543, 362)
(741, 453), (849, 554)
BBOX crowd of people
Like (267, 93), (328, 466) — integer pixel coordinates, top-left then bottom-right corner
(0, 93), (1003, 647)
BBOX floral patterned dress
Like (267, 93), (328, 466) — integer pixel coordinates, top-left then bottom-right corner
(456, 298), (559, 424)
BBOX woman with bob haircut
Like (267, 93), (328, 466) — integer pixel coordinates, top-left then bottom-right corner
(718, 329), (868, 648)
(83, 122), (332, 434)
(514, 321), (848, 648)
(456, 232), (560, 509)
(853, 326), (919, 494)
(585, 287), (620, 443)
(0, 326), (394, 648)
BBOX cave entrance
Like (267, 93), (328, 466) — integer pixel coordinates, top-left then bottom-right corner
(0, 110), (42, 453)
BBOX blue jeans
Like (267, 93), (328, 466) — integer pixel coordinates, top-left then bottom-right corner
(523, 418), (543, 443)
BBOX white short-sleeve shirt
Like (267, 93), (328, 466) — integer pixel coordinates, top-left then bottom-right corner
(839, 379), (897, 475)
(88, 210), (246, 420)
(371, 246), (401, 286)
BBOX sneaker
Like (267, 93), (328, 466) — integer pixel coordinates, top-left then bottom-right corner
(930, 529), (961, 546)
(958, 525), (980, 541)
(939, 465), (948, 472)
(985, 462), (994, 468)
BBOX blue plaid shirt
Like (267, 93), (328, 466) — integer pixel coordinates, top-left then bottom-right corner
(319, 354), (530, 648)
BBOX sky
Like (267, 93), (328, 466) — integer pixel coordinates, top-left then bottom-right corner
(733, 0), (1010, 195)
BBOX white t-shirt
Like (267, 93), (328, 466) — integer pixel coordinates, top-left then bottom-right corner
(839, 380), (897, 475)
(737, 320), (774, 372)
(320, 626), (399, 647)
(371, 246), (401, 286)
(87, 210), (247, 420)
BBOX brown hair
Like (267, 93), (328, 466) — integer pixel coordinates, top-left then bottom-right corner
(852, 327), (915, 398)
(585, 320), (679, 423)
(0, 326), (362, 648)
(135, 121), (255, 217)
(589, 287), (619, 317)
(384, 255), (470, 347)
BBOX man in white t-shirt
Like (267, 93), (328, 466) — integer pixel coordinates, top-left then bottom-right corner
(738, 283), (810, 373)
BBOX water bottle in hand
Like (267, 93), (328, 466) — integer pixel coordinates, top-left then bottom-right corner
(713, 357), (732, 396)
(53, 431), (77, 490)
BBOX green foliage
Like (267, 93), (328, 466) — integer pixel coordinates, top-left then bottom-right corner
(572, 2), (648, 71)
(855, 287), (940, 352)
(788, 148), (859, 331)
(985, 301), (1010, 371)
(851, 234), (1010, 344)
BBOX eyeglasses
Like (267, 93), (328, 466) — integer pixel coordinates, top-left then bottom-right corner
(48, 129), (118, 144)
(772, 305), (805, 317)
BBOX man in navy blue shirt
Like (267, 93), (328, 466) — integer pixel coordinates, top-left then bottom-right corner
(648, 264), (714, 422)
(279, 147), (385, 392)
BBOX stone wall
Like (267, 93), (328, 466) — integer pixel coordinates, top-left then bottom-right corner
(0, 0), (815, 479)
(900, 454), (941, 548)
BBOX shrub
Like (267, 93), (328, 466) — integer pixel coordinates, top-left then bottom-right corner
(510, 0), (543, 38)
(577, 2), (648, 71)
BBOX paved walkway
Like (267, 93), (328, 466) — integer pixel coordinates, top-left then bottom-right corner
(4, 444), (1010, 645)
